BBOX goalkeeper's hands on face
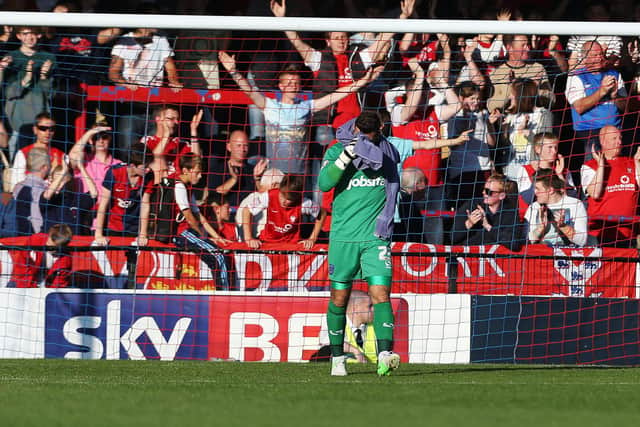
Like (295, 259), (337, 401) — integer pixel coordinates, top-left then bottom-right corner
(335, 139), (357, 170)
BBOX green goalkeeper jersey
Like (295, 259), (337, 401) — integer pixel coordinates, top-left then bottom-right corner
(319, 143), (387, 242)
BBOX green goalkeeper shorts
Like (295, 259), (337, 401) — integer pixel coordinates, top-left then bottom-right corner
(328, 239), (392, 283)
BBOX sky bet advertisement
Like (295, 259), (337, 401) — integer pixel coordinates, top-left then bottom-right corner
(42, 292), (411, 362)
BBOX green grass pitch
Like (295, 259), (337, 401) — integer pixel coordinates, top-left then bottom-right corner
(1, 360), (640, 427)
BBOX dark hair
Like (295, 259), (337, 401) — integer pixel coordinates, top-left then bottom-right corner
(278, 64), (301, 78)
(355, 111), (382, 134)
(48, 224), (73, 246)
(53, 1), (79, 12)
(455, 81), (481, 99)
(208, 192), (230, 206)
(207, 193), (230, 225)
(503, 34), (527, 47)
(15, 26), (40, 34)
(92, 131), (112, 143)
(178, 152), (201, 171)
(279, 174), (304, 206)
(535, 168), (564, 193)
(35, 111), (53, 123)
(509, 78), (537, 113)
(129, 142), (153, 167)
(378, 109), (392, 137)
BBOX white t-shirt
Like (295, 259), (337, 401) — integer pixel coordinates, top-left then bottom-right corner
(236, 191), (266, 239)
(305, 47), (373, 73)
(246, 191), (319, 218)
(111, 34), (174, 87)
(524, 195), (588, 246)
(175, 181), (199, 214)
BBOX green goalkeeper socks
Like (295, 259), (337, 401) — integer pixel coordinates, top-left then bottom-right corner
(373, 301), (394, 353)
(327, 301), (347, 357)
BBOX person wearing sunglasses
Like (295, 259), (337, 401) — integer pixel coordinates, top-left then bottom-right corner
(451, 173), (525, 251)
(10, 112), (65, 192)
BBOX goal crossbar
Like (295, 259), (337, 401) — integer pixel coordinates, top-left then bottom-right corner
(0, 12), (639, 36)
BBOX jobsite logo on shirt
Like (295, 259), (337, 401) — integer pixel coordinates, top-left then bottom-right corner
(346, 176), (385, 191)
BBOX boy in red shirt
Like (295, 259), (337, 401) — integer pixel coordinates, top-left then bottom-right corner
(241, 174), (326, 250)
(9, 223), (72, 288)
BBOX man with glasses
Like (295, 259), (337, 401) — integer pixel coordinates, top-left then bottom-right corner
(452, 173), (524, 251)
(10, 112), (65, 191)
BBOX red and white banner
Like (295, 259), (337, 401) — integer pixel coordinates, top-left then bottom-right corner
(207, 295), (410, 362)
(0, 237), (636, 298)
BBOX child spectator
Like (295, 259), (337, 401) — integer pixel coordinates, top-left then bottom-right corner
(9, 223), (72, 288)
(524, 172), (588, 247)
(203, 193), (239, 242)
(93, 143), (152, 245)
(241, 174), (325, 250)
(236, 168), (285, 240)
(501, 78), (553, 180)
(146, 153), (232, 289)
(514, 133), (575, 206)
(68, 125), (122, 203)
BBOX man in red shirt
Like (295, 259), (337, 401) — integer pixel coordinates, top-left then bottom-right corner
(581, 126), (640, 247)
(140, 105), (203, 181)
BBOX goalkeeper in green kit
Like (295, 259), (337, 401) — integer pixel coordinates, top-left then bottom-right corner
(318, 111), (401, 376)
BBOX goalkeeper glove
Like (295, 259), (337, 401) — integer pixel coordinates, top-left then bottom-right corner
(335, 138), (357, 170)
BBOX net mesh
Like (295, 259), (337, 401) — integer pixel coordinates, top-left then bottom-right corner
(0, 17), (639, 364)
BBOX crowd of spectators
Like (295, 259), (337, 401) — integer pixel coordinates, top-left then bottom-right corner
(1, 0), (640, 284)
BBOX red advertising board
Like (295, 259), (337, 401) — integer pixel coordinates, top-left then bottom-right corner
(207, 295), (410, 362)
(0, 237), (636, 298)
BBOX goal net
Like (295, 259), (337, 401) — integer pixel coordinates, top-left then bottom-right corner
(0, 10), (639, 365)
